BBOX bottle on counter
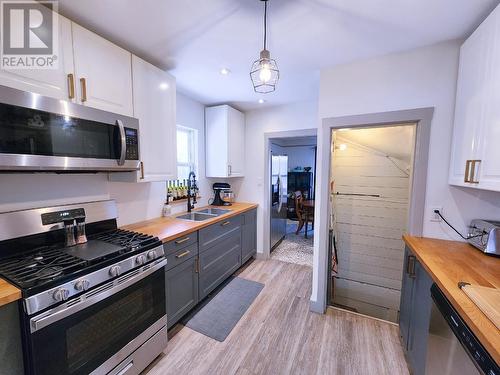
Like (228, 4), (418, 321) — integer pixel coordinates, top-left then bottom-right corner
(162, 193), (172, 217)
(172, 180), (178, 200)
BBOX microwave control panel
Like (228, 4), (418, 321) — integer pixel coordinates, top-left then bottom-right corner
(125, 128), (139, 160)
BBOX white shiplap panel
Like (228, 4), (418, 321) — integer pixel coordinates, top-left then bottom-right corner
(338, 234), (404, 251)
(336, 241), (405, 261)
(332, 139), (410, 317)
(334, 277), (402, 310)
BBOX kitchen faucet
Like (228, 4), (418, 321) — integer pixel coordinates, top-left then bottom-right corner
(187, 171), (198, 212)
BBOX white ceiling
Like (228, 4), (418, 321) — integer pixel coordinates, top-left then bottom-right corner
(335, 124), (416, 162)
(58, 0), (499, 111)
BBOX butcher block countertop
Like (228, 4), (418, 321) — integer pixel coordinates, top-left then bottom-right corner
(403, 235), (500, 364)
(124, 202), (258, 243)
(0, 278), (21, 308)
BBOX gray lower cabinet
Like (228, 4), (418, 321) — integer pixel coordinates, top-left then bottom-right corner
(241, 209), (257, 264)
(165, 256), (199, 329)
(399, 246), (433, 375)
(199, 215), (241, 252)
(199, 232), (241, 300)
(165, 210), (256, 328)
(0, 302), (24, 375)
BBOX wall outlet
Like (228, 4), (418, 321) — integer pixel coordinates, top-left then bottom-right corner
(430, 207), (443, 222)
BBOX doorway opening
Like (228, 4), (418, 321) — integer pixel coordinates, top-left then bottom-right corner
(328, 123), (416, 322)
(269, 136), (317, 267)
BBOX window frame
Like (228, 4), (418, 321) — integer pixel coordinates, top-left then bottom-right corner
(176, 125), (198, 180)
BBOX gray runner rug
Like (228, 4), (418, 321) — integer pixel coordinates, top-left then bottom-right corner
(184, 276), (264, 341)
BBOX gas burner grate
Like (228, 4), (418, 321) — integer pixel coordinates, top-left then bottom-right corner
(0, 247), (87, 288)
(92, 229), (156, 251)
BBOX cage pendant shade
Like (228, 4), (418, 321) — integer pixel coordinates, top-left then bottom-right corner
(250, 49), (279, 93)
(250, 0), (279, 93)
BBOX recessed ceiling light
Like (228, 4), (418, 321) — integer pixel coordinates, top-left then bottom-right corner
(220, 68), (231, 75)
(258, 99), (266, 104)
(159, 82), (169, 90)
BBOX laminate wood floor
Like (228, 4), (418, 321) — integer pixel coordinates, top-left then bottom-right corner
(145, 259), (409, 375)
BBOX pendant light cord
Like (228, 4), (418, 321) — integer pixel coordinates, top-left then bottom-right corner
(263, 0), (268, 50)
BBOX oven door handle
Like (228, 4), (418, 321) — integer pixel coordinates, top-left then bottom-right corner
(116, 119), (126, 166)
(30, 258), (168, 333)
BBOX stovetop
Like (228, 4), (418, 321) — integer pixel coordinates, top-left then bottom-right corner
(0, 229), (160, 294)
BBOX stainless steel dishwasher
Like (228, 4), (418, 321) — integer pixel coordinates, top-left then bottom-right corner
(425, 284), (499, 375)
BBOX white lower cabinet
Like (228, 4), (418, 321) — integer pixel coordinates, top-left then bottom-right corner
(449, 4), (500, 192)
(109, 56), (176, 183)
(0, 15), (75, 100)
(71, 23), (133, 117)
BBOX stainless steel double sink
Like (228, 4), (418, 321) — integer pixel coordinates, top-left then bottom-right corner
(176, 208), (231, 221)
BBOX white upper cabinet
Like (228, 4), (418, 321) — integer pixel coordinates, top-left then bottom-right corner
(110, 56), (176, 183)
(449, 4), (500, 192)
(0, 15), (75, 100)
(71, 23), (133, 116)
(205, 105), (245, 178)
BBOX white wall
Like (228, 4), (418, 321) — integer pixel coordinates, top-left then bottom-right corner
(285, 146), (316, 173)
(312, 40), (500, 310)
(0, 92), (209, 226)
(319, 40), (500, 241)
(239, 101), (318, 254)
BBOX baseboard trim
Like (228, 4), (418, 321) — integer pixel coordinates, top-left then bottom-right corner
(255, 252), (269, 260)
(309, 298), (326, 314)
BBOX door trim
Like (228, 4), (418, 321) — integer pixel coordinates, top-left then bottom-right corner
(312, 107), (434, 314)
(263, 129), (318, 259)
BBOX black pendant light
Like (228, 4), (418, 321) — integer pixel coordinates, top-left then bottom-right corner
(250, 0), (279, 93)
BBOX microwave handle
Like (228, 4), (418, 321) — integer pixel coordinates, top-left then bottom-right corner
(29, 257), (167, 333)
(116, 119), (126, 166)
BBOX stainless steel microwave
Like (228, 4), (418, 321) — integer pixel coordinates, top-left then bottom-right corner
(0, 85), (140, 172)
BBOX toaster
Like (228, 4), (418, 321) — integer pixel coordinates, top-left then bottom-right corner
(467, 219), (500, 256)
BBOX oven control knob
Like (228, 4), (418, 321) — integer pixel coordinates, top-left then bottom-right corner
(109, 265), (121, 277)
(147, 250), (157, 260)
(136, 255), (146, 265)
(74, 279), (90, 291)
(53, 288), (70, 302)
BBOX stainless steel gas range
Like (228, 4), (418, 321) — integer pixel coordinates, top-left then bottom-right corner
(0, 200), (168, 375)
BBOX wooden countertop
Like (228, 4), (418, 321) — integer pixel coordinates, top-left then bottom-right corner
(124, 202), (258, 243)
(0, 278), (21, 308)
(403, 235), (500, 364)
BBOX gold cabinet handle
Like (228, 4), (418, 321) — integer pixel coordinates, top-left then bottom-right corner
(139, 161), (144, 179)
(464, 160), (471, 183)
(407, 255), (416, 278)
(195, 257), (199, 273)
(80, 77), (87, 102)
(469, 160), (481, 184)
(175, 237), (190, 244)
(175, 250), (190, 259)
(221, 221), (230, 226)
(67, 74), (75, 99)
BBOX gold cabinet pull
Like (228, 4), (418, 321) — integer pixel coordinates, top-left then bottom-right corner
(464, 160), (471, 183)
(80, 77), (87, 102)
(469, 160), (481, 184)
(195, 257), (199, 273)
(175, 237), (190, 244)
(175, 250), (190, 259)
(407, 255), (416, 278)
(221, 221), (230, 226)
(140, 161), (144, 179)
(67, 74), (75, 99)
